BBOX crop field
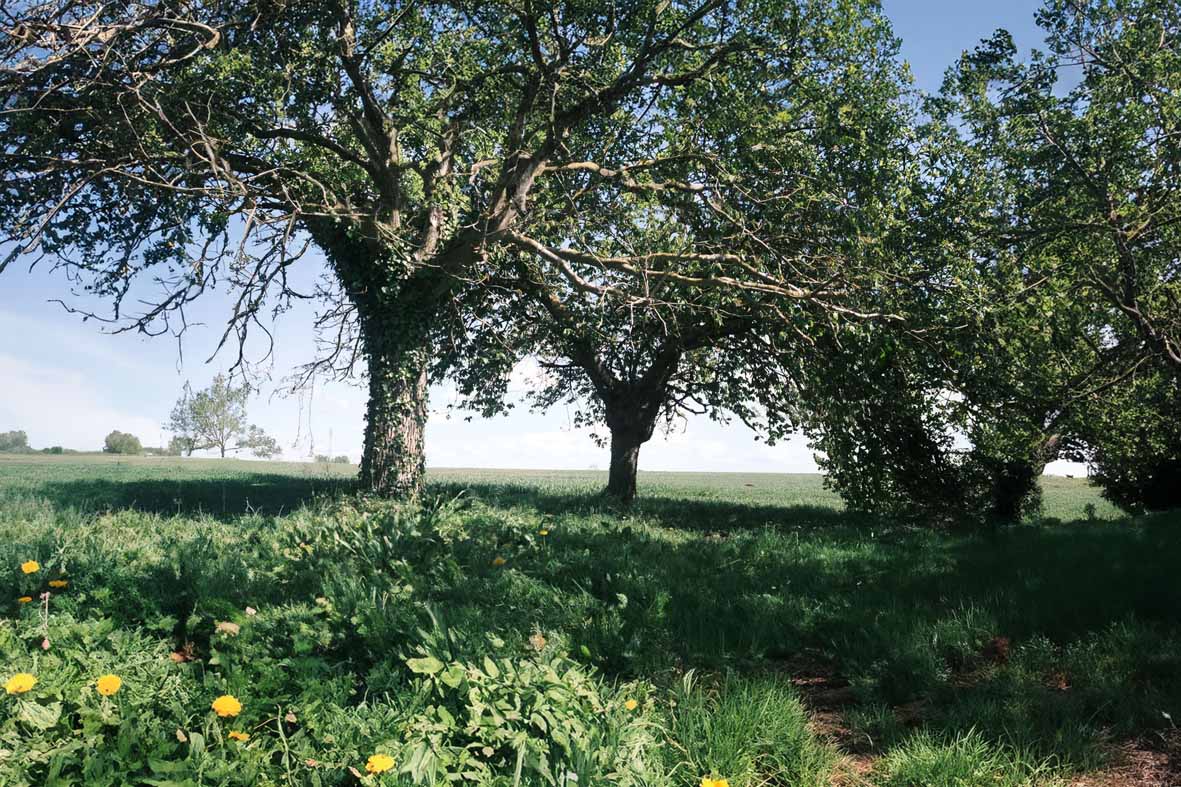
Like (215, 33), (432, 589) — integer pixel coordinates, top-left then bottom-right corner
(1, 455), (1178, 786)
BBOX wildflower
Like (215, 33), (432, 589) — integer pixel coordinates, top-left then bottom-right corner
(701, 779), (730, 787)
(20, 561), (39, 575)
(17, 596), (31, 604)
(48, 579), (68, 589)
(227, 730), (250, 741)
(215, 621), (241, 636)
(624, 698), (638, 711)
(538, 529), (549, 536)
(41, 638), (50, 651)
(5, 673), (36, 694)
(528, 632), (547, 651)
(366, 753), (396, 774)
(96, 674), (122, 696)
(245, 606), (257, 616)
(492, 556), (507, 567)
(211, 694), (243, 717)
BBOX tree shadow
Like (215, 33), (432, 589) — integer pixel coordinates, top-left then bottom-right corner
(430, 478), (872, 534)
(35, 472), (358, 519)
(13, 467), (1181, 773)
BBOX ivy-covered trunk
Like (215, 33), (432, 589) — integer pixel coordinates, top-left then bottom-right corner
(352, 273), (444, 500)
(360, 335), (431, 498)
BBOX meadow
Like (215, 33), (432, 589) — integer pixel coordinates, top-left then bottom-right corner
(0, 455), (1178, 786)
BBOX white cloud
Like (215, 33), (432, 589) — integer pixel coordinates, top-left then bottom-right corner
(0, 353), (163, 450)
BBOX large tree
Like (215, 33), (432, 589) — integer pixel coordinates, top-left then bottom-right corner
(1, 0), (909, 498)
(802, 0), (1181, 523)
(940, 0), (1181, 374)
(440, 0), (914, 501)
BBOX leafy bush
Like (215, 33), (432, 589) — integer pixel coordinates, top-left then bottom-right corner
(1084, 369), (1181, 513)
(403, 627), (659, 786)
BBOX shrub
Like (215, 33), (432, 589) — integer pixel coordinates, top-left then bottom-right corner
(403, 639), (660, 785)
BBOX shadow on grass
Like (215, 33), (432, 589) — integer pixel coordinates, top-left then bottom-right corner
(35, 473), (358, 519)
(431, 478), (871, 533)
(21, 470), (1181, 771)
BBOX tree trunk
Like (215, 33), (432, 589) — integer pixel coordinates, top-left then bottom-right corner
(358, 322), (433, 499)
(219, 445), (225, 458)
(606, 429), (644, 503)
(311, 223), (453, 501)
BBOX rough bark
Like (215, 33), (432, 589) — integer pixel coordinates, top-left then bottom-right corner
(360, 337), (430, 498)
(601, 386), (668, 503)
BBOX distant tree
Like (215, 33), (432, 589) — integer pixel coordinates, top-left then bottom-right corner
(332, 455), (350, 465)
(167, 375), (280, 459)
(103, 431), (143, 455)
(165, 436), (190, 457)
(0, 430), (30, 453)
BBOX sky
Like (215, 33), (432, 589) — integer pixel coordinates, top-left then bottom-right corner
(0, 0), (1085, 474)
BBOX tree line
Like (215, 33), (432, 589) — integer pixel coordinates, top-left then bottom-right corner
(1, 0), (1177, 519)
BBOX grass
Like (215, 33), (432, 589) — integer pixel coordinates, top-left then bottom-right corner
(0, 455), (1176, 786)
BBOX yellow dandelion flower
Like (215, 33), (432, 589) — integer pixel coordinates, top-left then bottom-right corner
(624, 698), (638, 711)
(5, 673), (36, 694)
(700, 779), (729, 787)
(227, 730), (250, 741)
(492, 556), (507, 567)
(17, 596), (32, 604)
(366, 753), (396, 774)
(211, 694), (242, 717)
(96, 674), (122, 696)
(538, 529), (549, 536)
(20, 561), (39, 575)
(48, 579), (68, 589)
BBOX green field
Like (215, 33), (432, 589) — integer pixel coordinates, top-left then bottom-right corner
(1, 456), (1177, 786)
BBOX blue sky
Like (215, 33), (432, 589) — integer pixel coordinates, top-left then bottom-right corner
(0, 0), (1081, 473)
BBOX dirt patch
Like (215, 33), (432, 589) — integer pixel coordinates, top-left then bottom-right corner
(1066, 740), (1179, 787)
(781, 655), (1181, 787)
(779, 656), (878, 784)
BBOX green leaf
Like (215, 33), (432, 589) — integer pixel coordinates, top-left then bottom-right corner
(440, 664), (466, 688)
(18, 700), (62, 730)
(407, 655), (445, 675)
